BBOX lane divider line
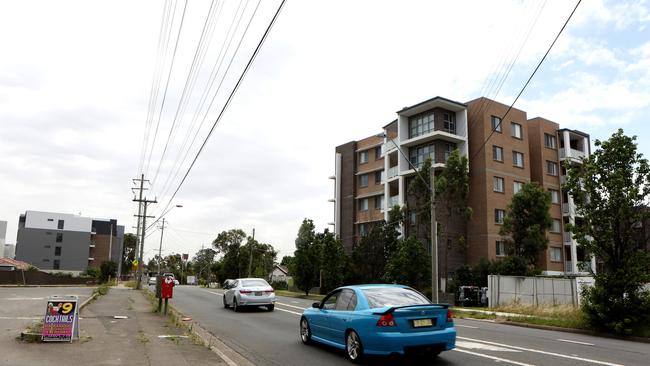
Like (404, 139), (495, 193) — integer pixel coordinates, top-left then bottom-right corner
(557, 339), (595, 346)
(453, 348), (535, 366)
(456, 324), (479, 329)
(274, 307), (302, 316)
(457, 337), (623, 366)
(275, 302), (306, 310)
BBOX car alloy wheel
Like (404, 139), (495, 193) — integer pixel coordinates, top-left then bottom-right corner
(267, 304), (274, 311)
(223, 295), (229, 308)
(346, 330), (363, 363)
(233, 298), (239, 312)
(300, 318), (311, 344)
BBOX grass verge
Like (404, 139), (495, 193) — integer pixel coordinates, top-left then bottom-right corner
(275, 290), (324, 301)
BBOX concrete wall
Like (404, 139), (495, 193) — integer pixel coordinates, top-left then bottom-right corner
(24, 211), (92, 232)
(488, 275), (579, 306)
(16, 228), (91, 271)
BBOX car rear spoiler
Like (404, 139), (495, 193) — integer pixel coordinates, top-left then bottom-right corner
(373, 303), (450, 315)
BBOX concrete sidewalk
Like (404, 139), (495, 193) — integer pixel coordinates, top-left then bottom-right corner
(4, 287), (226, 366)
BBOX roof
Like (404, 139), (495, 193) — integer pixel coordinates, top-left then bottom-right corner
(0, 257), (33, 270)
(397, 96), (467, 115)
(272, 265), (290, 275)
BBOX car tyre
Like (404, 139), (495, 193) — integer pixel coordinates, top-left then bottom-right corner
(233, 298), (240, 312)
(300, 317), (312, 345)
(345, 330), (364, 363)
(223, 295), (229, 309)
(267, 304), (274, 311)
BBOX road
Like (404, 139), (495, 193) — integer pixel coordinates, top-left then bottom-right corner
(169, 285), (649, 366)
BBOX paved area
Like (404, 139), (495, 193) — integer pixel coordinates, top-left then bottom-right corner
(1, 286), (225, 366)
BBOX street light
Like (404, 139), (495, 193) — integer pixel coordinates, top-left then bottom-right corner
(157, 205), (183, 275)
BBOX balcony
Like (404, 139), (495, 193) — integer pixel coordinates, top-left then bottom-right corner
(561, 203), (575, 216)
(386, 166), (399, 180)
(388, 195), (401, 208)
(563, 231), (572, 244)
(381, 140), (398, 155)
(560, 148), (586, 161)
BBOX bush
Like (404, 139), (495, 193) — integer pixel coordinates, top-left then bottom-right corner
(198, 278), (207, 287)
(581, 281), (650, 335)
(99, 261), (118, 283)
(270, 280), (288, 290)
(52, 272), (74, 278)
(83, 267), (101, 279)
(94, 283), (110, 296)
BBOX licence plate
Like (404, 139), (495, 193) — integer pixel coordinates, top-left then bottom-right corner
(412, 318), (434, 328)
(254, 291), (262, 296)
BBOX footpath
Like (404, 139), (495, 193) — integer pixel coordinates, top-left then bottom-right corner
(4, 286), (226, 366)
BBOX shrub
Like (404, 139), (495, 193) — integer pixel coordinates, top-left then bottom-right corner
(99, 261), (118, 283)
(83, 267), (101, 279)
(270, 280), (288, 290)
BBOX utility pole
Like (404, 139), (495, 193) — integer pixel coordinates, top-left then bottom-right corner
(430, 168), (439, 303)
(133, 196), (156, 289)
(248, 228), (255, 277)
(157, 218), (167, 274)
(132, 174), (148, 283)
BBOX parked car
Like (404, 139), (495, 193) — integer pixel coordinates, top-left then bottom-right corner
(163, 272), (179, 286)
(222, 278), (276, 312)
(147, 276), (157, 286)
(456, 286), (480, 307)
(300, 284), (455, 363)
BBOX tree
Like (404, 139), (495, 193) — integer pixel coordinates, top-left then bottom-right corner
(407, 158), (433, 242)
(212, 229), (247, 279)
(280, 256), (294, 268)
(99, 261), (118, 283)
(192, 248), (217, 283)
(385, 235), (430, 289)
(499, 182), (552, 269)
(564, 129), (650, 334)
(121, 233), (137, 276)
(318, 230), (345, 293)
(435, 149), (472, 281)
(291, 219), (320, 295)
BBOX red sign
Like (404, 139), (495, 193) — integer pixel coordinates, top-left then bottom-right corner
(161, 276), (174, 299)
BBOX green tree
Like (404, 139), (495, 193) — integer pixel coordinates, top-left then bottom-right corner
(435, 149), (472, 281)
(192, 248), (217, 283)
(291, 219), (320, 295)
(121, 233), (137, 275)
(99, 261), (118, 283)
(564, 129), (650, 334)
(385, 235), (430, 289)
(407, 158), (433, 241)
(212, 229), (247, 279)
(499, 182), (552, 269)
(280, 256), (294, 268)
(318, 230), (345, 293)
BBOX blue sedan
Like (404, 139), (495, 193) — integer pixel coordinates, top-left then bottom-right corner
(299, 284), (456, 363)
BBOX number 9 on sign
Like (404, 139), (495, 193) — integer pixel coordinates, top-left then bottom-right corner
(61, 303), (73, 314)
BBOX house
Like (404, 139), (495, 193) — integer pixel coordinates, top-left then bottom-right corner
(0, 257), (32, 271)
(269, 265), (291, 283)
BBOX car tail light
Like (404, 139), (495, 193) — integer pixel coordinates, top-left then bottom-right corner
(376, 313), (396, 327)
(447, 309), (454, 323)
(264, 288), (274, 295)
(240, 290), (252, 294)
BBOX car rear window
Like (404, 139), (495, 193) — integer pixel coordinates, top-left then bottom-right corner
(242, 279), (269, 287)
(362, 287), (430, 308)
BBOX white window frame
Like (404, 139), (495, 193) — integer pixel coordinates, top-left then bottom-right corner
(550, 247), (562, 262)
(545, 133), (557, 149)
(491, 116), (502, 132)
(359, 151), (368, 164)
(513, 181), (524, 194)
(511, 122), (522, 139)
(495, 209), (505, 224)
(493, 145), (503, 162)
(513, 151), (524, 168)
(547, 161), (558, 176)
(496, 240), (506, 257)
(359, 174), (368, 187)
(551, 219), (561, 233)
(359, 198), (369, 211)
(493, 176), (505, 193)
(549, 189), (560, 204)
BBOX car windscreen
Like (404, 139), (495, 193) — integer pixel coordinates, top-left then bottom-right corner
(362, 287), (431, 308)
(241, 279), (269, 287)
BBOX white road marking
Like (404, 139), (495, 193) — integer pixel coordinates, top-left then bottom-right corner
(291, 301), (300, 304)
(456, 340), (520, 352)
(458, 337), (623, 366)
(453, 348), (534, 366)
(456, 324), (479, 329)
(0, 316), (41, 320)
(557, 339), (595, 346)
(275, 302), (306, 310)
(158, 335), (189, 338)
(274, 307), (302, 316)
(3, 297), (45, 300)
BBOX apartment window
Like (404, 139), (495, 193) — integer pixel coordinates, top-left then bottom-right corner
(513, 181), (524, 194)
(495, 209), (505, 224)
(359, 198), (369, 211)
(375, 195), (384, 209)
(359, 151), (368, 164)
(546, 160), (558, 176)
(511, 122), (522, 139)
(545, 133), (557, 149)
(47, 218), (54, 222)
(359, 223), (367, 236)
(550, 247), (562, 262)
(43, 259), (50, 262)
(496, 240), (506, 257)
(56, 233), (63, 243)
(491, 116), (502, 132)
(44, 245), (51, 249)
(493, 145), (503, 162)
(375, 146), (382, 160)
(375, 170), (382, 185)
(551, 219), (561, 233)
(359, 174), (368, 187)
(493, 176), (505, 193)
(512, 151), (524, 168)
(409, 112), (434, 138)
(46, 231), (52, 235)
(409, 143), (435, 169)
(443, 112), (456, 134)
(57, 219), (64, 230)
(53, 260), (60, 270)
(444, 143), (455, 161)
(549, 189), (560, 204)
(55, 246), (62, 256)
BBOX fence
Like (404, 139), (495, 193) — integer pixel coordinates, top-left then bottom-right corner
(488, 275), (583, 307)
(0, 270), (95, 285)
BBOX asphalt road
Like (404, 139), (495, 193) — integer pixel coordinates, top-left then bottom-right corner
(169, 285), (649, 366)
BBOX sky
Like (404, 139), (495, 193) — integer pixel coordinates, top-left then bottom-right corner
(1, 0), (650, 263)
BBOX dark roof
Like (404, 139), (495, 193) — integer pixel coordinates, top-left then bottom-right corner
(557, 128), (590, 138)
(397, 96), (466, 114)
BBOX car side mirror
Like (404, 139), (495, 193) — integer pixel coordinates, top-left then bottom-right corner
(312, 302), (320, 308)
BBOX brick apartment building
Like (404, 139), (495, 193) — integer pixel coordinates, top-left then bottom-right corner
(15, 211), (124, 273)
(332, 96), (591, 279)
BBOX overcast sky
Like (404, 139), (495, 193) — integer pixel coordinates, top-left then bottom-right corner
(1, 0), (649, 262)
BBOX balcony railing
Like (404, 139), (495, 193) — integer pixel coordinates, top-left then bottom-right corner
(563, 231), (572, 243)
(388, 195), (401, 208)
(560, 148), (586, 160)
(565, 261), (573, 273)
(381, 140), (398, 155)
(387, 166), (399, 180)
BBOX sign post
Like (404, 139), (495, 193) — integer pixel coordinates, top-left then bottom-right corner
(42, 295), (79, 342)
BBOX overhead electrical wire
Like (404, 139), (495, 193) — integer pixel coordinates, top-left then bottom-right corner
(154, 0), (287, 228)
(470, 0), (582, 162)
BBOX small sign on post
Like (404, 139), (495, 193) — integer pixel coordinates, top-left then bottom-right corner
(42, 295), (79, 342)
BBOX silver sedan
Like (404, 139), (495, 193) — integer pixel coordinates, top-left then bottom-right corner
(222, 278), (276, 312)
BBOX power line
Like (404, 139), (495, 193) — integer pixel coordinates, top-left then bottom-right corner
(156, 0), (287, 220)
(470, 0), (581, 162)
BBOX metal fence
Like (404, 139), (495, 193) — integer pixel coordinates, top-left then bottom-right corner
(488, 275), (582, 307)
